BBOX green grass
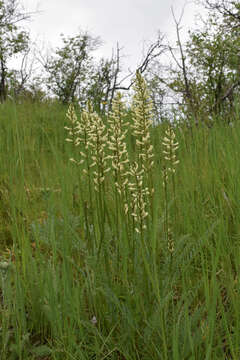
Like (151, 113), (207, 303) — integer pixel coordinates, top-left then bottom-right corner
(0, 97), (240, 359)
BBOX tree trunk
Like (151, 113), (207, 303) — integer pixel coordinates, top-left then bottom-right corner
(0, 59), (7, 103)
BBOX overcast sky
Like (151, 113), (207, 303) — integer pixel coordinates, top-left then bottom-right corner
(20, 0), (203, 71)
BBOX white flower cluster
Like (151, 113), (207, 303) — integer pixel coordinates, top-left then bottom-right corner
(128, 162), (150, 233)
(107, 92), (130, 197)
(65, 103), (110, 192)
(132, 71), (154, 173)
(65, 103), (78, 146)
(162, 126), (179, 182)
(65, 104), (91, 166)
(88, 112), (110, 192)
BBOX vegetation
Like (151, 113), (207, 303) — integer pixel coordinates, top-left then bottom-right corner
(0, 0), (240, 358)
(0, 72), (240, 359)
(42, 32), (102, 105)
(0, 0), (31, 102)
(2, 1), (240, 124)
(166, 0), (240, 125)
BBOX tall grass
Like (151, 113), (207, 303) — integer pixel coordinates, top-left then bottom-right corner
(0, 83), (240, 359)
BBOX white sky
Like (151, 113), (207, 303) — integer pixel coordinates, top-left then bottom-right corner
(19, 0), (204, 71)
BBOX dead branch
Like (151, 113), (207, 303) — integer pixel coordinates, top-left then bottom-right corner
(170, 6), (193, 104)
(111, 33), (167, 92)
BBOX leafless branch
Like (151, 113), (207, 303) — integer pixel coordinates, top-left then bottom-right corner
(171, 6), (193, 104)
(0, 0), (39, 27)
(201, 0), (240, 23)
(111, 33), (167, 92)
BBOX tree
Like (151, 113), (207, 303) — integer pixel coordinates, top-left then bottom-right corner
(7, 43), (40, 100)
(42, 31), (167, 110)
(185, 20), (240, 119)
(199, 0), (240, 29)
(90, 37), (167, 114)
(42, 31), (101, 104)
(0, 0), (31, 102)
(167, 7), (199, 123)
(158, 2), (240, 125)
(86, 51), (120, 114)
(143, 61), (169, 123)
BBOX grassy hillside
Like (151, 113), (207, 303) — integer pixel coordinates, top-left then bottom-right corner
(0, 93), (240, 359)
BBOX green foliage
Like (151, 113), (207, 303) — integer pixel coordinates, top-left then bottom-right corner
(0, 0), (30, 102)
(44, 32), (121, 112)
(1, 85), (240, 358)
(87, 57), (118, 114)
(146, 0), (240, 125)
(184, 7), (240, 120)
(44, 32), (101, 105)
(2, 3), (240, 356)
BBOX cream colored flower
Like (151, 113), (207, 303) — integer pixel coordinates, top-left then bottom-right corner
(88, 112), (109, 192)
(162, 126), (179, 177)
(108, 92), (130, 200)
(131, 71), (154, 173)
(128, 162), (150, 233)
